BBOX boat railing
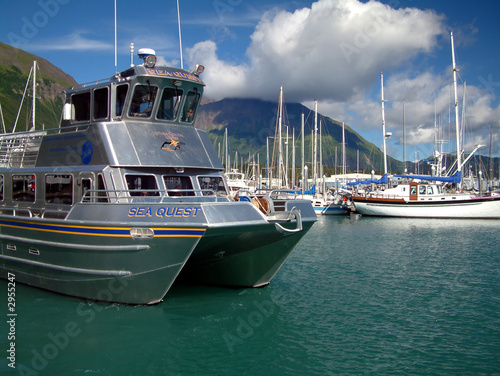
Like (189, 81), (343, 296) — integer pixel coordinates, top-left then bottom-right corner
(80, 188), (227, 204)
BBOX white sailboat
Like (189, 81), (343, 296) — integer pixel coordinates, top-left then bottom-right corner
(352, 32), (500, 219)
(309, 104), (349, 215)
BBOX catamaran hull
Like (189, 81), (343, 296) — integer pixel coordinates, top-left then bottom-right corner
(180, 200), (316, 287)
(0, 215), (204, 304)
(353, 196), (500, 218)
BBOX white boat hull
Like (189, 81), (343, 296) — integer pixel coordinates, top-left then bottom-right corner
(353, 196), (500, 219)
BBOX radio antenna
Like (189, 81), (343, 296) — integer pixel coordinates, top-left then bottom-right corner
(114, 0), (117, 74)
(177, 0), (183, 69)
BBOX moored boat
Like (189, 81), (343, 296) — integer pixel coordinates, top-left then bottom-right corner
(0, 49), (316, 304)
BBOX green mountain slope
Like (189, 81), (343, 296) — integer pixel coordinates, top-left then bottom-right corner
(195, 98), (405, 174)
(0, 42), (77, 132)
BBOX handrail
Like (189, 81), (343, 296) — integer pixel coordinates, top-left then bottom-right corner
(80, 188), (225, 204)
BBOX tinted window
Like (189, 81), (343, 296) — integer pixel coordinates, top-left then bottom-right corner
(93, 87), (109, 120)
(157, 88), (182, 120)
(12, 175), (35, 202)
(129, 84), (158, 118)
(72, 92), (90, 121)
(45, 174), (73, 205)
(163, 176), (194, 196)
(180, 90), (200, 123)
(126, 175), (159, 196)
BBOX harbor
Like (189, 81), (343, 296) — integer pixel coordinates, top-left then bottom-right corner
(3, 215), (499, 375)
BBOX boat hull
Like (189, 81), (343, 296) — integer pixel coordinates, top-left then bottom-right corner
(353, 196), (500, 218)
(0, 214), (205, 304)
(180, 200), (316, 286)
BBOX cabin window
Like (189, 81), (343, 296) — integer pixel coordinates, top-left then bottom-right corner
(157, 88), (183, 120)
(427, 186), (434, 195)
(0, 175), (3, 201)
(45, 174), (73, 205)
(71, 92), (91, 122)
(198, 176), (227, 196)
(93, 87), (109, 120)
(419, 186), (426, 195)
(97, 174), (108, 203)
(12, 175), (35, 202)
(163, 176), (194, 196)
(115, 84), (129, 117)
(129, 84), (158, 118)
(81, 177), (92, 202)
(126, 174), (159, 196)
(180, 89), (200, 123)
(410, 186), (417, 195)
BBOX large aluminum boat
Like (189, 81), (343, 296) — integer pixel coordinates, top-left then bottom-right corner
(0, 51), (316, 304)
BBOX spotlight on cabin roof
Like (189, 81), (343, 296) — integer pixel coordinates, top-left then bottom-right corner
(137, 48), (156, 68)
(191, 64), (205, 76)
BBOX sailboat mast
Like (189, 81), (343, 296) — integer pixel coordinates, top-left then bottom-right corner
(451, 32), (462, 189)
(313, 101), (318, 188)
(342, 121), (346, 181)
(381, 72), (388, 175)
(0, 103), (5, 134)
(32, 61), (36, 130)
(301, 113), (305, 190)
(278, 86), (284, 187)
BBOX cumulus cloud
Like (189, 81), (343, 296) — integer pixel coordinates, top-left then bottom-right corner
(185, 0), (499, 159)
(188, 0), (444, 103)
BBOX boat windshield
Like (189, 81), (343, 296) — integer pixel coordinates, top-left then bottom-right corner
(157, 87), (183, 120)
(129, 84), (158, 118)
(180, 89), (200, 123)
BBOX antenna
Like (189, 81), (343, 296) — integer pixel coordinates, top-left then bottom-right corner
(177, 0), (183, 69)
(130, 43), (134, 67)
(114, 0), (117, 74)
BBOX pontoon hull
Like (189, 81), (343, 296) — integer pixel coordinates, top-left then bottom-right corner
(0, 215), (204, 304)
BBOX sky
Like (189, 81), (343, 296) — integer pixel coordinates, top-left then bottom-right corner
(1, 0), (500, 163)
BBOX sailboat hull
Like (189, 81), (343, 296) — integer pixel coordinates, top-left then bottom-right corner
(353, 195), (500, 218)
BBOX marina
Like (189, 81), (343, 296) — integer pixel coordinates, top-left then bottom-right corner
(2, 215), (499, 375)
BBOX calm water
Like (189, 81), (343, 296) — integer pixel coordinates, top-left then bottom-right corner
(2, 216), (500, 376)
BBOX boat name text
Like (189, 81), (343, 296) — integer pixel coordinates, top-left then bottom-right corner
(128, 206), (201, 218)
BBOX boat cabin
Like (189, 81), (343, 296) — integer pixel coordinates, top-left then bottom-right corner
(0, 52), (229, 219)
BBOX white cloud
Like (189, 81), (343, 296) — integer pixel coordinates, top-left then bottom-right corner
(184, 0), (500, 159)
(25, 31), (113, 51)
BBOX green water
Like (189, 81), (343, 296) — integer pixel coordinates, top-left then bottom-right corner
(2, 216), (500, 375)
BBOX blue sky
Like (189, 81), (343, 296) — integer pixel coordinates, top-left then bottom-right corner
(1, 0), (500, 162)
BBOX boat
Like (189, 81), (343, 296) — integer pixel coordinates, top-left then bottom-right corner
(0, 49), (317, 304)
(352, 32), (500, 219)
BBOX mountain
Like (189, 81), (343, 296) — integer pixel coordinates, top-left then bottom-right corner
(195, 97), (405, 174)
(0, 42), (77, 132)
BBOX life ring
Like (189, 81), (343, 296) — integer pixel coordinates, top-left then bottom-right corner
(252, 196), (269, 215)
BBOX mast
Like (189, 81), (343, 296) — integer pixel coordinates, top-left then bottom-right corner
(319, 119), (323, 192)
(177, 0), (184, 69)
(403, 101), (407, 173)
(32, 60), (36, 130)
(278, 86), (284, 187)
(451, 31), (462, 189)
(313, 101), (318, 188)
(342, 121), (346, 184)
(381, 72), (388, 175)
(301, 113), (305, 190)
(0, 103), (5, 133)
(13, 64), (33, 133)
(292, 128), (296, 188)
